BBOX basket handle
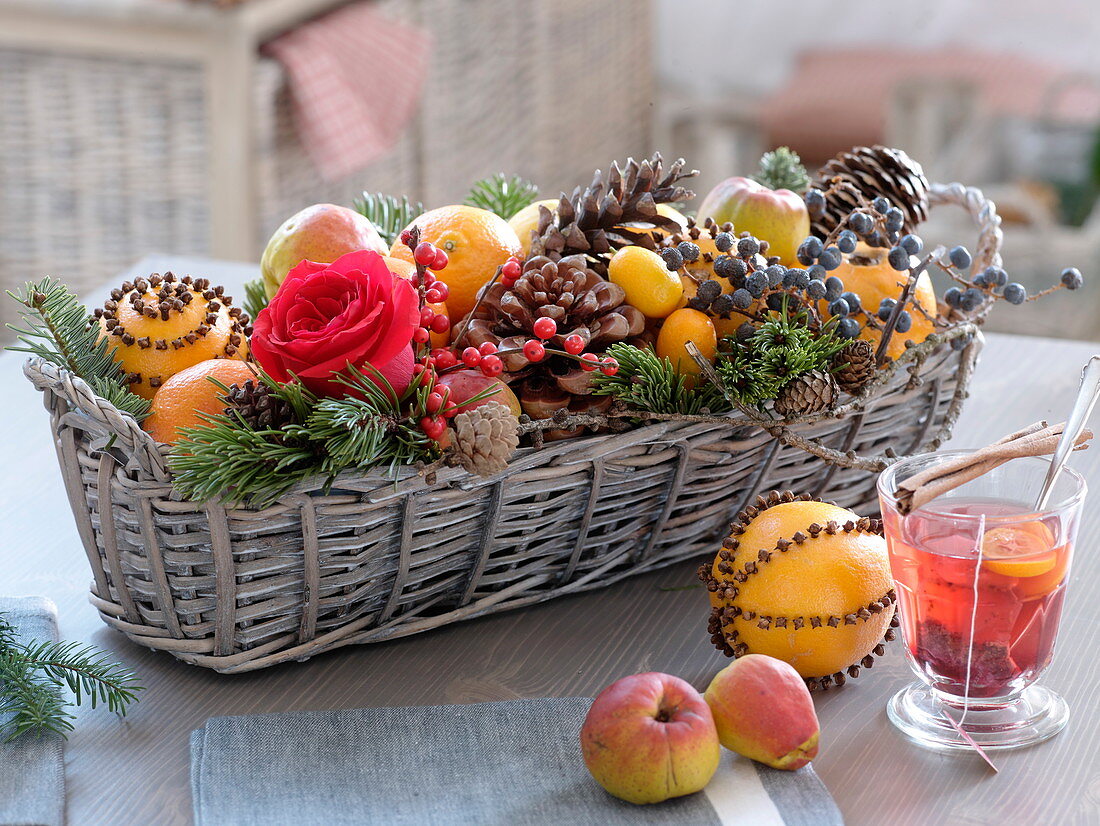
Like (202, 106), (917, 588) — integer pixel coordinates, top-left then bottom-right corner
(23, 358), (170, 481)
(771, 180), (1002, 471)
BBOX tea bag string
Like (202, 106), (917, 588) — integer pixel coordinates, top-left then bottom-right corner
(959, 512), (986, 728)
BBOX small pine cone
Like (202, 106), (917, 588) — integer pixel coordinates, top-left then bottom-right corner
(224, 380), (295, 430)
(832, 339), (877, 394)
(773, 370), (838, 418)
(811, 145), (929, 239)
(450, 402), (520, 477)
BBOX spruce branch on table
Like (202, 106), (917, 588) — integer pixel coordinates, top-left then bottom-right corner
(0, 614), (143, 742)
(5, 279), (151, 419)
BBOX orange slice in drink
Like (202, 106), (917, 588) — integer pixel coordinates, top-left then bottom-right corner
(981, 522), (1057, 578)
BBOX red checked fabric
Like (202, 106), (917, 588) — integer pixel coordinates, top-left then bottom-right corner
(263, 2), (430, 181)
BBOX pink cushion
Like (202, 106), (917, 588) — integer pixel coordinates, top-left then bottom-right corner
(760, 48), (1100, 164)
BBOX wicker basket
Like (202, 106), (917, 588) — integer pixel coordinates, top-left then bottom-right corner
(22, 182), (999, 673)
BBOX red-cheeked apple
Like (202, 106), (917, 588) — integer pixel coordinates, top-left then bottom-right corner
(261, 203), (388, 298)
(704, 655), (820, 771)
(580, 672), (720, 804)
(435, 369), (522, 417)
(695, 148), (811, 267)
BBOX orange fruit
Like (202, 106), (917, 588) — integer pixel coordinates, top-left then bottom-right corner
(656, 308), (717, 383)
(706, 498), (895, 679)
(824, 248), (937, 362)
(981, 521), (1058, 578)
(144, 359), (258, 444)
(382, 256), (449, 347)
(390, 205), (521, 321)
(608, 246), (683, 318)
(98, 274), (249, 399)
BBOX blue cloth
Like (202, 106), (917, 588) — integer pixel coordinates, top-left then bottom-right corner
(191, 697), (842, 825)
(0, 596), (65, 826)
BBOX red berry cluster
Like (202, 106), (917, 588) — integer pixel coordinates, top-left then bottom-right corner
(405, 239), (620, 445)
(407, 238), (452, 346)
(418, 382), (457, 441)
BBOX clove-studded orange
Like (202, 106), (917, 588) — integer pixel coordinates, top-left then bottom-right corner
(699, 490), (897, 690)
(96, 272), (249, 399)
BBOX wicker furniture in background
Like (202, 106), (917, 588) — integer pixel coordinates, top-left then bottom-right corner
(0, 0), (652, 336)
(21, 181), (999, 673)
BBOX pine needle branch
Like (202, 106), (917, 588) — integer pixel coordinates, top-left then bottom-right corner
(353, 192), (424, 246)
(752, 146), (811, 193)
(465, 173), (539, 219)
(716, 300), (846, 406)
(591, 343), (731, 415)
(0, 613), (142, 742)
(170, 414), (323, 507)
(242, 277), (269, 322)
(5, 279), (150, 419)
(170, 365), (438, 506)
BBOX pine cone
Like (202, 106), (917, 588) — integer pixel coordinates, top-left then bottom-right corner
(811, 145), (930, 239)
(530, 153), (697, 274)
(224, 380), (295, 430)
(458, 254), (645, 413)
(449, 402), (519, 477)
(773, 370), (838, 418)
(831, 339), (877, 395)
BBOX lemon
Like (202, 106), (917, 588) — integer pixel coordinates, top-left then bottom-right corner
(608, 246), (684, 319)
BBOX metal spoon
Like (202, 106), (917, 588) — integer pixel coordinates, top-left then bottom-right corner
(1035, 355), (1100, 510)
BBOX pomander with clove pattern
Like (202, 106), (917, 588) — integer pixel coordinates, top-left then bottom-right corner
(699, 490), (898, 691)
(94, 272), (250, 399)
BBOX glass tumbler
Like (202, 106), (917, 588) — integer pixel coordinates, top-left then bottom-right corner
(877, 452), (1085, 750)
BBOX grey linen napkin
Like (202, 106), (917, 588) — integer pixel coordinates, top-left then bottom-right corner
(0, 597), (65, 826)
(191, 697), (842, 826)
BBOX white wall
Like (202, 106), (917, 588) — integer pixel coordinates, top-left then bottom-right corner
(656, 0), (1100, 96)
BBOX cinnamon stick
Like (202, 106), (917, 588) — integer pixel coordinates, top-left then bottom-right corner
(894, 421), (1092, 514)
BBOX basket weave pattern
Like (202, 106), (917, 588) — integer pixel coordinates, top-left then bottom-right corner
(26, 343), (966, 673)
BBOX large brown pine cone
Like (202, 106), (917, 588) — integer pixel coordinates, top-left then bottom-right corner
(530, 153), (697, 274)
(811, 145), (930, 239)
(457, 254), (645, 404)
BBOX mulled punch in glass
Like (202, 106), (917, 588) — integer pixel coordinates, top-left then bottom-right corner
(877, 453), (1085, 750)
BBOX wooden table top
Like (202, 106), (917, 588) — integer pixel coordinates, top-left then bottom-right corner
(2, 255), (1098, 826)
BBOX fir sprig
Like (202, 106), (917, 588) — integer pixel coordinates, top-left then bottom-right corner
(752, 146), (811, 193)
(717, 303), (846, 406)
(591, 343), (731, 415)
(242, 277), (269, 322)
(5, 279), (150, 419)
(465, 173), (539, 219)
(170, 364), (440, 507)
(353, 192), (424, 246)
(170, 416), (321, 506)
(0, 613), (143, 742)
